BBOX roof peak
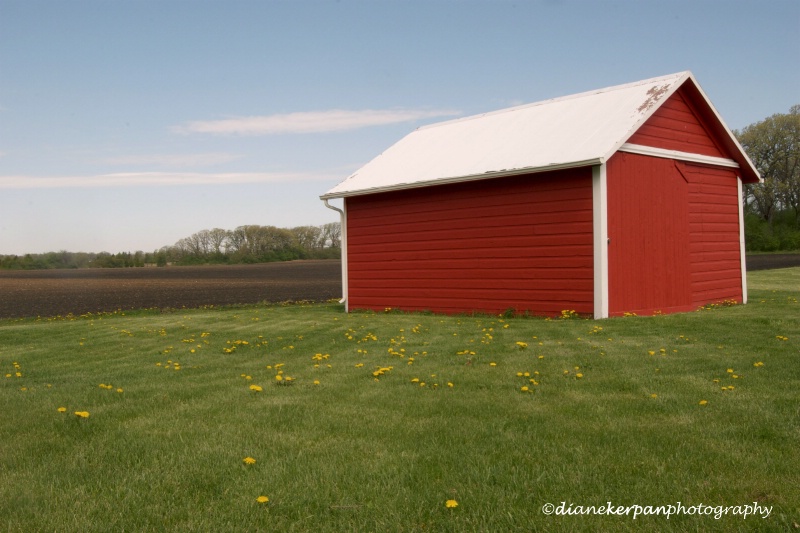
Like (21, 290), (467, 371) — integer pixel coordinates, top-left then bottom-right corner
(418, 71), (692, 132)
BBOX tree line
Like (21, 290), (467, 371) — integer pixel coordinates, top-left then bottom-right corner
(0, 223), (341, 270)
(736, 105), (800, 251)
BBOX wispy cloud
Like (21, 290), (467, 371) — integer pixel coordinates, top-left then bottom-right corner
(174, 108), (461, 136)
(0, 171), (340, 189)
(101, 152), (242, 167)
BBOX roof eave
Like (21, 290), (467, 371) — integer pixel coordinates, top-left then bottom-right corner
(319, 158), (604, 200)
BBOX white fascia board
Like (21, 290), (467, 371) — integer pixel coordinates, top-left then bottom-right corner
(619, 143), (740, 168)
(737, 177), (748, 304)
(592, 164), (609, 319)
(319, 159), (603, 200)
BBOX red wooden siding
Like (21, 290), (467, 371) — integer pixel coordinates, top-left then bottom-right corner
(345, 168), (594, 315)
(607, 152), (693, 315)
(627, 87), (726, 158)
(681, 162), (743, 306)
(607, 153), (742, 315)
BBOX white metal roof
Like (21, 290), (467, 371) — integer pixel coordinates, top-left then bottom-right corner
(321, 71), (755, 199)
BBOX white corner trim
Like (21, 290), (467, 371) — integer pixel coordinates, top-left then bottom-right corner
(737, 177), (748, 304)
(592, 164), (609, 319)
(620, 143), (740, 169)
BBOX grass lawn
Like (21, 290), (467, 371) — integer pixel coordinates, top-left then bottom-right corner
(1, 268), (798, 532)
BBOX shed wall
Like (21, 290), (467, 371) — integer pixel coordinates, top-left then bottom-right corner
(607, 152), (743, 315)
(682, 162), (744, 305)
(345, 168), (594, 315)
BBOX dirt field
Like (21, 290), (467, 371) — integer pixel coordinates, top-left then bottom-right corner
(745, 253), (800, 271)
(1, 255), (798, 320)
(0, 260), (342, 319)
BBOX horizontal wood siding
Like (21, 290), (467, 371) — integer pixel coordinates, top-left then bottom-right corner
(607, 152), (692, 315)
(627, 87), (726, 158)
(346, 168), (594, 315)
(681, 163), (743, 305)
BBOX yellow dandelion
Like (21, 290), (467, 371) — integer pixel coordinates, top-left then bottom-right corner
(116, 388), (123, 393)
(447, 382), (454, 388)
(445, 499), (458, 508)
(74, 411), (90, 418)
(275, 375), (283, 382)
(313, 380), (320, 385)
(57, 407), (67, 413)
(521, 386), (529, 392)
(249, 385), (263, 392)
(489, 362), (497, 367)
(650, 394), (657, 399)
(698, 400), (708, 406)
(575, 373), (584, 378)
(256, 495), (269, 503)
(243, 457), (256, 465)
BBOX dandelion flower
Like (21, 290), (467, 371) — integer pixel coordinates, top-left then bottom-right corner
(445, 499), (458, 508)
(57, 407), (67, 413)
(116, 388), (123, 393)
(249, 385), (263, 392)
(576, 373), (584, 379)
(256, 495), (269, 503)
(447, 382), (454, 388)
(313, 380), (320, 385)
(650, 394), (657, 399)
(698, 400), (708, 406)
(243, 457), (256, 465)
(74, 411), (90, 418)
(489, 362), (497, 367)
(521, 386), (529, 392)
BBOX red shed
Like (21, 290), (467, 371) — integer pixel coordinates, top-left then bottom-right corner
(321, 72), (760, 318)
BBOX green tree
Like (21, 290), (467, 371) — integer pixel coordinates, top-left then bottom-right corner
(736, 105), (800, 222)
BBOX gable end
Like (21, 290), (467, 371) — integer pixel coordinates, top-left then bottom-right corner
(627, 87), (726, 158)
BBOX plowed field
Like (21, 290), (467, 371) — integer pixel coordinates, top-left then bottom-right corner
(0, 260), (342, 319)
(2, 255), (798, 320)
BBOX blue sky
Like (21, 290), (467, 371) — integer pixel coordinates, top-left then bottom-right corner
(1, 0), (798, 255)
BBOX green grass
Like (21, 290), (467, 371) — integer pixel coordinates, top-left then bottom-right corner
(2, 270), (799, 532)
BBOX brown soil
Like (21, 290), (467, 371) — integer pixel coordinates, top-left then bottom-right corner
(745, 253), (800, 271)
(1, 255), (797, 320)
(0, 260), (342, 319)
